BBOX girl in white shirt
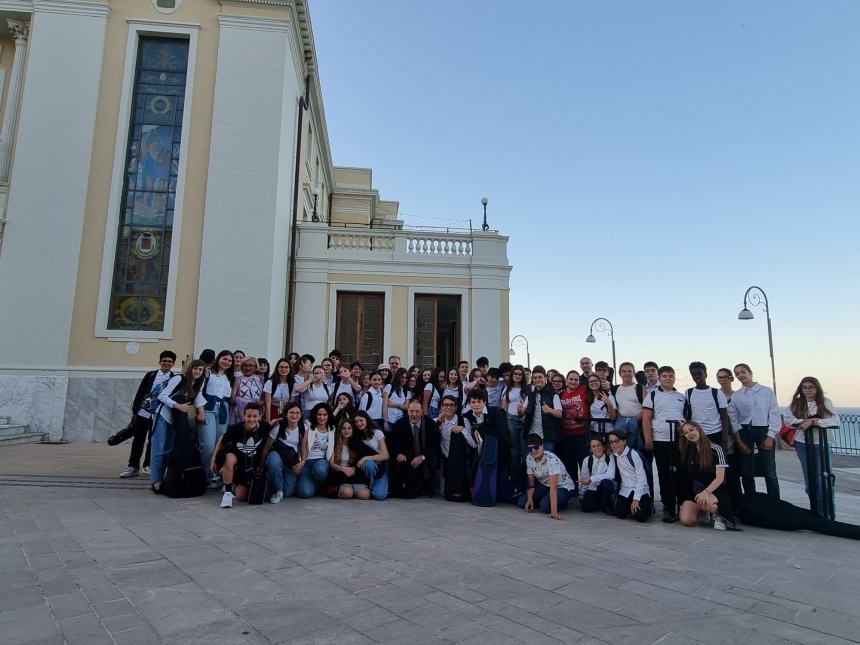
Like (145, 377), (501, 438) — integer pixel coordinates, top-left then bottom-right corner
(423, 367), (446, 418)
(200, 350), (234, 487)
(297, 402), (334, 498)
(354, 411), (390, 500)
(295, 366), (331, 421)
(263, 358), (296, 424)
(359, 372), (386, 428)
(260, 402), (307, 503)
(785, 377), (840, 518)
(383, 368), (412, 429)
(586, 374), (616, 436)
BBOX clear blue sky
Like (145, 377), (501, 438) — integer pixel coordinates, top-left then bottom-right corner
(310, 1), (860, 406)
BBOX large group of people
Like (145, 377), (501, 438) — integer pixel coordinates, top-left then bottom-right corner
(118, 349), (841, 530)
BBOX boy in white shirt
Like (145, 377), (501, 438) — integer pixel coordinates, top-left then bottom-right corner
(608, 430), (652, 522)
(519, 433), (575, 520)
(579, 437), (616, 514)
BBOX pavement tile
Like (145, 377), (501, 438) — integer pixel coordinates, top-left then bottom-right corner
(107, 559), (192, 592)
(46, 590), (94, 620)
(236, 597), (331, 642)
(57, 613), (114, 645)
(0, 602), (61, 645)
(127, 581), (234, 637)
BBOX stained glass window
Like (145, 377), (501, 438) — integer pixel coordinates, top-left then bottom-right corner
(108, 37), (188, 331)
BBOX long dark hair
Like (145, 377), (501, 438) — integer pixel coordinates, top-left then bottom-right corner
(353, 410), (377, 441)
(586, 374), (603, 406)
(178, 360), (206, 399)
(429, 367), (446, 396)
(268, 357), (295, 393)
(679, 421), (715, 474)
(210, 350), (235, 386)
(790, 376), (833, 419)
(389, 367), (408, 397)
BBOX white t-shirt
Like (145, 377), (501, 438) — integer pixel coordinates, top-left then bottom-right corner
(302, 382), (330, 412)
(526, 450), (576, 491)
(156, 374), (207, 424)
(362, 429), (386, 453)
(263, 380), (294, 404)
(613, 384), (642, 418)
(269, 424), (300, 452)
(203, 373), (231, 399)
(642, 387), (687, 442)
(687, 387), (728, 435)
(505, 386), (523, 414)
(424, 383), (442, 410)
(384, 384), (411, 424)
(306, 430), (330, 460)
(359, 387), (384, 419)
(528, 390), (561, 439)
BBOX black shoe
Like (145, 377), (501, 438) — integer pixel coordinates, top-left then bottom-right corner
(151, 484), (163, 495)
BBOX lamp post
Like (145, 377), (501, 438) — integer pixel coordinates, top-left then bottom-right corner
(585, 317), (616, 377)
(738, 285), (777, 395)
(481, 196), (489, 231)
(509, 334), (530, 369)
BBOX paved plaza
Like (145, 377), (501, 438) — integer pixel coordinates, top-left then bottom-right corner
(1, 444), (859, 645)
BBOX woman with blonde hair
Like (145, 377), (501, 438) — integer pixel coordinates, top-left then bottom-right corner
(677, 421), (737, 530)
(230, 356), (263, 423)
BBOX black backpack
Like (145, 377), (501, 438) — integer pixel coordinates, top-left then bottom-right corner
(683, 387), (720, 421)
(610, 383), (645, 405)
(162, 421), (207, 499)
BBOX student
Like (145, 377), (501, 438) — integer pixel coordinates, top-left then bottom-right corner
(328, 418), (371, 499)
(383, 367), (411, 431)
(559, 370), (589, 487)
(297, 403), (334, 498)
(485, 368), (506, 408)
(328, 349), (342, 373)
(211, 402), (270, 508)
(119, 350), (176, 479)
(462, 387), (507, 452)
(443, 368), (465, 413)
(458, 360), (470, 383)
(256, 358), (270, 383)
(684, 362), (731, 449)
(331, 392), (356, 429)
(594, 360), (614, 387)
(151, 360), (207, 493)
(232, 350), (246, 378)
(331, 365), (361, 402)
(436, 394), (478, 500)
(716, 367), (741, 502)
(643, 361), (660, 393)
(677, 421), (737, 530)
(423, 367), (446, 418)
(586, 374), (616, 438)
(476, 356), (490, 376)
(406, 373), (420, 401)
(354, 411), (390, 500)
(578, 357), (594, 385)
(641, 365), (686, 520)
(260, 402), (307, 504)
(263, 358), (296, 424)
(608, 430), (652, 522)
(728, 363), (781, 499)
(550, 373), (565, 397)
(610, 362), (645, 450)
(349, 361), (363, 383)
(579, 437), (616, 514)
(501, 365), (529, 471)
(287, 352), (301, 373)
(231, 357), (263, 423)
(716, 368), (735, 403)
(389, 400), (439, 498)
(519, 434), (575, 519)
(523, 366), (562, 453)
(199, 350), (234, 487)
(295, 365), (331, 421)
(376, 364), (392, 387)
(785, 376), (840, 516)
(358, 370), (386, 429)
(320, 357), (335, 387)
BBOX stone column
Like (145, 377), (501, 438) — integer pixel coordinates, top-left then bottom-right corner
(0, 19), (30, 184)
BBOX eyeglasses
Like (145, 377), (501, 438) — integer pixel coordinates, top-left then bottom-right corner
(608, 439), (622, 445)
(716, 375), (732, 380)
(526, 444), (541, 453)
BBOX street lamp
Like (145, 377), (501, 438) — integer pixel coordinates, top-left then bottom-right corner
(738, 285), (777, 395)
(481, 196), (489, 231)
(585, 317), (616, 377)
(509, 334), (530, 369)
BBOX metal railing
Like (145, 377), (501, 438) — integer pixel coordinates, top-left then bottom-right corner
(833, 414), (860, 455)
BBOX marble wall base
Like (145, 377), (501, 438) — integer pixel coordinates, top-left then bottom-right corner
(0, 375), (139, 441)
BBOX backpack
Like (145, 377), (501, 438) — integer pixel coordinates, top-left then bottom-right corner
(162, 421), (207, 499)
(610, 383), (644, 405)
(247, 473), (270, 505)
(683, 387), (720, 421)
(587, 453), (611, 475)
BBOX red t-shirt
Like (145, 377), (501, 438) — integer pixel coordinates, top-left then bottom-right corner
(560, 386), (588, 436)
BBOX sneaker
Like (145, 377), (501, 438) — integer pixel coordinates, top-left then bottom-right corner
(713, 516), (727, 531)
(220, 491), (234, 509)
(119, 467), (139, 479)
(269, 491), (283, 504)
(142, 466), (151, 475)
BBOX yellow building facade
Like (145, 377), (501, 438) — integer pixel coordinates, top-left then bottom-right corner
(0, 0), (510, 441)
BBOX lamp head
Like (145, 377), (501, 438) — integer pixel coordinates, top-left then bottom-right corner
(585, 334), (596, 343)
(738, 308), (754, 320)
(508, 347), (515, 356)
(481, 197), (488, 206)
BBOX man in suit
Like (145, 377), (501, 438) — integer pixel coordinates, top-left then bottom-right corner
(119, 351), (176, 478)
(389, 400), (439, 498)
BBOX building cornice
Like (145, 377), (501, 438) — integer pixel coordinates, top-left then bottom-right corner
(32, 0), (109, 17)
(218, 14), (290, 33)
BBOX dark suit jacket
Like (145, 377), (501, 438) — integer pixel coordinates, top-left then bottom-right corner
(390, 415), (439, 465)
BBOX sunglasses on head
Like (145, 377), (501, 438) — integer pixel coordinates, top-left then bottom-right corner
(527, 444), (541, 453)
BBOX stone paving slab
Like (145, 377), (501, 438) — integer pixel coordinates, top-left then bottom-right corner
(1, 445), (860, 644)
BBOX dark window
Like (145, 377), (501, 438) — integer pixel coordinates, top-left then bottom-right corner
(108, 37), (189, 331)
(414, 295), (460, 370)
(336, 293), (384, 367)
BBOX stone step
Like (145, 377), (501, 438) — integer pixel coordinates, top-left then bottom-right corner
(0, 417), (9, 425)
(0, 424), (29, 437)
(0, 432), (49, 446)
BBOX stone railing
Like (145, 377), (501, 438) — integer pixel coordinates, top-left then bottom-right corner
(405, 236), (472, 256)
(327, 232), (394, 251)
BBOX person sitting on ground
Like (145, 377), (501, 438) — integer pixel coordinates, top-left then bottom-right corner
(211, 403), (271, 508)
(389, 400), (439, 498)
(579, 437), (617, 514)
(519, 433), (575, 520)
(297, 403), (334, 498)
(677, 421), (738, 530)
(328, 418), (371, 500)
(608, 429), (652, 522)
(354, 411), (390, 501)
(260, 401), (307, 504)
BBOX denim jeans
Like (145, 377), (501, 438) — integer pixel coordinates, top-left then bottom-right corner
(265, 451), (299, 497)
(298, 458), (329, 498)
(795, 441), (834, 517)
(200, 409), (228, 482)
(507, 414), (525, 471)
(361, 460), (389, 500)
(739, 425), (779, 498)
(615, 416), (643, 450)
(517, 482), (572, 513)
(149, 415), (173, 485)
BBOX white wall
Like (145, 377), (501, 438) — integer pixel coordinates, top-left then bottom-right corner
(0, 3), (108, 366)
(195, 14), (300, 360)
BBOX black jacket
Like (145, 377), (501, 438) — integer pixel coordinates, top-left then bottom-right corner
(131, 370), (174, 414)
(523, 387), (560, 443)
(390, 415), (439, 464)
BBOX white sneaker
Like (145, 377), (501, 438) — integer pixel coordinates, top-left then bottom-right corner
(220, 491), (234, 509)
(142, 466), (151, 475)
(119, 467), (139, 479)
(269, 491), (283, 504)
(713, 516), (727, 531)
